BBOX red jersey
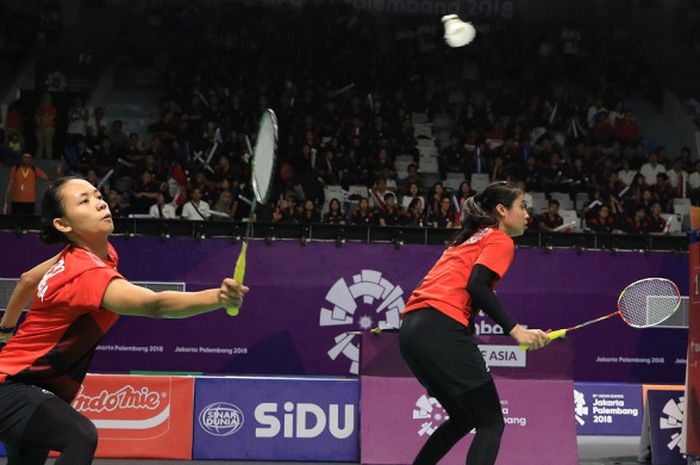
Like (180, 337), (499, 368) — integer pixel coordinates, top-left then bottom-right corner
(0, 244), (123, 401)
(403, 227), (514, 327)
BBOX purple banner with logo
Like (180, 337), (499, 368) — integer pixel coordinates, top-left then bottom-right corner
(192, 376), (359, 461)
(360, 376), (577, 465)
(647, 390), (686, 465)
(573, 382), (643, 436)
(0, 232), (688, 383)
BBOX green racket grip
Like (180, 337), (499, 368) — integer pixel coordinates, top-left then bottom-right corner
(519, 328), (567, 351)
(226, 242), (248, 317)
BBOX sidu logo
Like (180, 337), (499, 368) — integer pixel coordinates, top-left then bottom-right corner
(72, 385), (161, 412)
(255, 402), (355, 439)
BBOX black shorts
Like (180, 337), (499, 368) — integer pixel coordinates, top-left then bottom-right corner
(400, 308), (491, 400)
(0, 380), (56, 444)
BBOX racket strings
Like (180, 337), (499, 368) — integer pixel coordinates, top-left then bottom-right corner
(617, 278), (680, 327)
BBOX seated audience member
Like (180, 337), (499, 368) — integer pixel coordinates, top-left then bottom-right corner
(149, 192), (177, 219)
(538, 199), (564, 232)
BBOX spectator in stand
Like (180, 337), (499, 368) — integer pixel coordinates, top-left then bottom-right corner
(351, 197), (375, 225)
(5, 101), (24, 144)
(639, 152), (666, 186)
(299, 199), (320, 223)
(667, 158), (688, 197)
(439, 135), (466, 175)
(617, 158), (637, 187)
(130, 171), (161, 214)
(323, 198), (346, 225)
(586, 204), (616, 233)
(181, 188), (211, 221)
(426, 182), (445, 217)
(66, 96), (89, 143)
(538, 199), (564, 232)
(107, 120), (127, 149)
(87, 107), (108, 141)
(369, 177), (390, 210)
(614, 112), (641, 147)
(212, 190), (236, 219)
(454, 181), (475, 211)
(623, 206), (651, 235)
(370, 148), (396, 182)
(34, 92), (57, 159)
(397, 163), (424, 197)
(652, 173), (673, 212)
(281, 195), (300, 223)
(377, 193), (402, 226)
(429, 196), (454, 228)
(647, 201), (667, 235)
(3, 152), (59, 215)
(149, 192), (177, 219)
(107, 188), (129, 217)
(404, 197), (426, 227)
(3, 133), (24, 166)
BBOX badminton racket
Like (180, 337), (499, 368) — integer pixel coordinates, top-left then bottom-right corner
(521, 277), (681, 350)
(226, 109), (278, 316)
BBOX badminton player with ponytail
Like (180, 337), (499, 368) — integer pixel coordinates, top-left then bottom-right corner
(0, 176), (248, 465)
(400, 181), (548, 465)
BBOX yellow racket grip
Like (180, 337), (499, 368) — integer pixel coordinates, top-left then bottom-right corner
(519, 328), (567, 351)
(226, 242), (248, 317)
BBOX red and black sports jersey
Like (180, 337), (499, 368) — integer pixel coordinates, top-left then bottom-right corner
(403, 227), (514, 327)
(0, 244), (122, 401)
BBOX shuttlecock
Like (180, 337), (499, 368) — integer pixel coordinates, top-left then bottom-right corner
(442, 14), (476, 47)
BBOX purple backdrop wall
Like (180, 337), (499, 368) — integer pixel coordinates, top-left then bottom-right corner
(0, 232), (689, 383)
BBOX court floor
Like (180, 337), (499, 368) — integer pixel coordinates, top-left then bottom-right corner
(0, 436), (648, 465)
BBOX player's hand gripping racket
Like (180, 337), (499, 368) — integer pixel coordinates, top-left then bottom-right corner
(226, 109), (278, 316)
(520, 277), (681, 350)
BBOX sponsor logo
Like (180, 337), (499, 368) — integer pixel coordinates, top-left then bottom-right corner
(199, 402), (244, 437)
(479, 344), (526, 367)
(319, 269), (403, 374)
(574, 390), (589, 426)
(254, 401), (355, 439)
(659, 395), (685, 452)
(72, 382), (169, 431)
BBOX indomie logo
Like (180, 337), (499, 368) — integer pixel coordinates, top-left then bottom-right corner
(72, 385), (161, 413)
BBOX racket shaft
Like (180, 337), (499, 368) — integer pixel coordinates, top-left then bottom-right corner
(566, 310), (619, 332)
(227, 242), (248, 316)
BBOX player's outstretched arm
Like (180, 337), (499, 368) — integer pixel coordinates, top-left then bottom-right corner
(102, 278), (248, 319)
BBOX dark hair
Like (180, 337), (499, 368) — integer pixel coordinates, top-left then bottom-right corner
(451, 181), (523, 246)
(40, 176), (83, 244)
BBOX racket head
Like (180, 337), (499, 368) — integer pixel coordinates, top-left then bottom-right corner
(617, 277), (681, 328)
(251, 109), (278, 205)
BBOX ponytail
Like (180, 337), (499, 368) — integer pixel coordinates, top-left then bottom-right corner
(451, 181), (523, 245)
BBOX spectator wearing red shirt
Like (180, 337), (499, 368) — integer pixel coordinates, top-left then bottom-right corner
(614, 112), (641, 146)
(400, 182), (547, 465)
(586, 204), (616, 233)
(34, 93), (57, 159)
(0, 176), (247, 465)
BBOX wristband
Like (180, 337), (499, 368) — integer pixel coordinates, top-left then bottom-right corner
(0, 326), (16, 334)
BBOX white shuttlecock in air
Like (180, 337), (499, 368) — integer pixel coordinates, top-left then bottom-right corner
(442, 14), (476, 47)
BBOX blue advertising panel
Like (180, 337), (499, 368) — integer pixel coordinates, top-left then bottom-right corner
(574, 382), (643, 435)
(193, 376), (359, 461)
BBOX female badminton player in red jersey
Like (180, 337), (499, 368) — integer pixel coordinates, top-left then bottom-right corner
(401, 181), (548, 465)
(0, 176), (248, 465)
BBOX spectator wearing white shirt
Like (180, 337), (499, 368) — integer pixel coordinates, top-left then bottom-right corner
(181, 188), (211, 221)
(617, 158), (638, 187)
(666, 158), (689, 196)
(688, 161), (700, 191)
(639, 152), (666, 186)
(149, 192), (177, 219)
